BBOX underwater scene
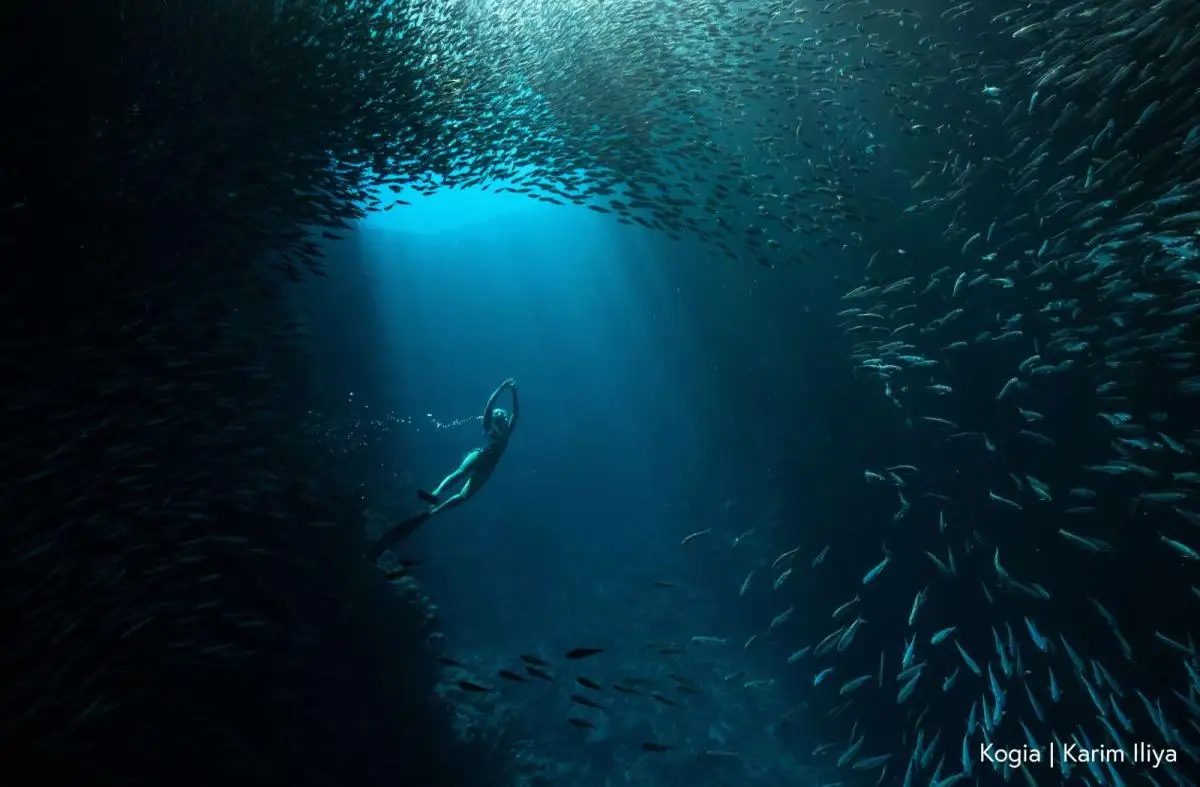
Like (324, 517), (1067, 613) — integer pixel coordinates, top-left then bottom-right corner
(4, 1), (1200, 786)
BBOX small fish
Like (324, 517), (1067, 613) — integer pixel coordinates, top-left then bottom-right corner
(680, 528), (712, 545)
(564, 647), (604, 660)
(954, 640), (982, 676)
(925, 551), (952, 576)
(1160, 534), (1200, 560)
(988, 489), (1023, 511)
(641, 742), (672, 753)
(457, 680), (492, 693)
(901, 634), (916, 669)
(1057, 529), (1114, 552)
(739, 570), (755, 597)
(853, 754), (893, 771)
(897, 661), (925, 683)
(770, 605), (795, 630)
(896, 669), (922, 703)
(931, 626), (956, 645)
(1155, 631), (1197, 657)
(837, 618), (866, 652)
(996, 376), (1024, 401)
(837, 735), (866, 767)
(1025, 683), (1045, 724)
(566, 717), (596, 729)
(1088, 597), (1134, 661)
(773, 546), (801, 567)
(575, 676), (602, 690)
(569, 693), (604, 709)
(839, 674), (874, 695)
(832, 594), (860, 619)
(1024, 617), (1049, 652)
(497, 669), (526, 682)
(862, 550), (890, 584)
(815, 626), (847, 657)
(690, 636), (726, 645)
(908, 586), (928, 627)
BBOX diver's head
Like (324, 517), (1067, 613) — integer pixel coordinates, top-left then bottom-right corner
(491, 408), (511, 431)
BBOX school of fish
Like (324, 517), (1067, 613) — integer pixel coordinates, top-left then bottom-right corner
(1, 1), (511, 784)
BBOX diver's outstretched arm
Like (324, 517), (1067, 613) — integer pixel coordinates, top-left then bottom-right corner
(480, 379), (508, 427)
(508, 381), (519, 431)
(482, 378), (514, 429)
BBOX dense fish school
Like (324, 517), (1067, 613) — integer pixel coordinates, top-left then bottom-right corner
(5, 0), (1200, 785)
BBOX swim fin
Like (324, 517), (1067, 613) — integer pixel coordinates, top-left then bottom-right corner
(367, 512), (431, 561)
(416, 489), (439, 505)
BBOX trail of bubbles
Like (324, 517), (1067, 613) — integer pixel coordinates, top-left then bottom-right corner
(309, 392), (483, 456)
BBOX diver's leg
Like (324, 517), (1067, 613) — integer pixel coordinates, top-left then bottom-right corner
(429, 478), (474, 516)
(430, 451), (480, 498)
(429, 471), (464, 500)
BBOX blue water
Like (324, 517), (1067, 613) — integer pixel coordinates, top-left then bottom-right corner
(310, 182), (859, 784)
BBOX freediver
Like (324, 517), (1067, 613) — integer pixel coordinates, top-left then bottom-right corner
(368, 378), (519, 560)
(418, 377), (519, 515)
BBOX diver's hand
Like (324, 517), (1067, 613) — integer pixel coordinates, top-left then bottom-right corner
(503, 377), (516, 388)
